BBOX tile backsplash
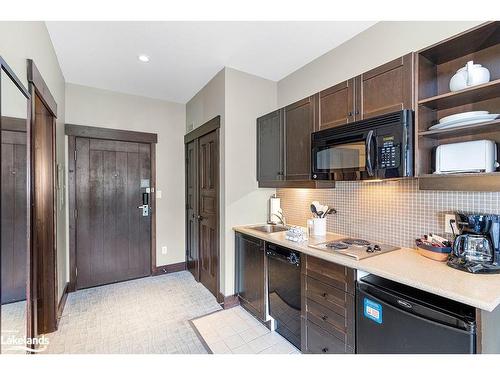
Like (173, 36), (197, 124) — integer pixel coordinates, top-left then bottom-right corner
(277, 179), (500, 248)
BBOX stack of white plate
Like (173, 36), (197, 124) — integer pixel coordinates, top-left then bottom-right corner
(428, 111), (499, 131)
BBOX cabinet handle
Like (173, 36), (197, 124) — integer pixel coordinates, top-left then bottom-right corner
(322, 292), (328, 298)
(322, 347), (329, 353)
(197, 215), (203, 221)
(347, 112), (353, 117)
(355, 110), (360, 115)
(321, 315), (328, 321)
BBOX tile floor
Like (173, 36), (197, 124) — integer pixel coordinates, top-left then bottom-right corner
(43, 271), (222, 354)
(191, 306), (299, 354)
(1, 300), (27, 354)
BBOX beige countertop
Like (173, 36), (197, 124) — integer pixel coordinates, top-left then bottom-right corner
(233, 225), (500, 312)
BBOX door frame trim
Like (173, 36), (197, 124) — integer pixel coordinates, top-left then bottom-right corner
(28, 59), (59, 335)
(65, 124), (158, 292)
(184, 116), (221, 302)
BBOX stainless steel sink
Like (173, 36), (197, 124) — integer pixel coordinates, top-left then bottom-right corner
(249, 224), (289, 233)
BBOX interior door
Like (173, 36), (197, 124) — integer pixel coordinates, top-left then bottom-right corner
(198, 130), (219, 298)
(186, 139), (199, 280)
(75, 137), (151, 289)
(1, 130), (27, 304)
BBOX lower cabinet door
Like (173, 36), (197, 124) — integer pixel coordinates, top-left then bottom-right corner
(305, 320), (353, 354)
(236, 233), (266, 321)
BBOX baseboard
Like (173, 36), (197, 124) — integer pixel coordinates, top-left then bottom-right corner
(152, 261), (187, 276)
(218, 293), (240, 309)
(56, 282), (69, 328)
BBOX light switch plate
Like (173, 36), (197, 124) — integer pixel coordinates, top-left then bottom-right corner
(161, 246), (167, 255)
(444, 214), (458, 234)
(156, 190), (162, 199)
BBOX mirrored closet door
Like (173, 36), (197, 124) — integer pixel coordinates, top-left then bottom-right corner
(1, 57), (31, 354)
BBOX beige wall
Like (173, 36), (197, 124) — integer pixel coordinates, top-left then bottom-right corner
(0, 21), (67, 301)
(65, 83), (186, 266)
(185, 69), (227, 289)
(277, 21), (483, 107)
(223, 68), (276, 295)
(185, 68), (277, 296)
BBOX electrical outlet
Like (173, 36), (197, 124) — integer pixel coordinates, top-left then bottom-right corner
(444, 214), (458, 234)
(161, 246), (167, 255)
(156, 190), (162, 199)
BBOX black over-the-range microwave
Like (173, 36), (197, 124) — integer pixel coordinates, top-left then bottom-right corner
(311, 110), (414, 181)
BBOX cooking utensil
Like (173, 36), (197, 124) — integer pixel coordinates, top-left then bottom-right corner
(325, 208), (337, 216)
(310, 204), (318, 217)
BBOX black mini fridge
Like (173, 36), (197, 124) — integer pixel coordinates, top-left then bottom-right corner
(356, 275), (476, 354)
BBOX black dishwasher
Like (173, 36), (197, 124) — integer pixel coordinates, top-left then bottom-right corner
(267, 243), (301, 349)
(357, 275), (476, 353)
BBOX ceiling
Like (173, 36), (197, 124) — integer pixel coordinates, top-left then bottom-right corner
(46, 21), (376, 103)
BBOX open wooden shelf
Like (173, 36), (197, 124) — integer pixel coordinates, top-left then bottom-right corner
(418, 172), (500, 191)
(415, 22), (500, 191)
(418, 78), (500, 110)
(418, 118), (500, 139)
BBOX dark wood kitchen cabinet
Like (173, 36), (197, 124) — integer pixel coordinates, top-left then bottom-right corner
(284, 94), (318, 180)
(357, 53), (414, 120)
(256, 109), (284, 182)
(319, 79), (356, 131)
(235, 233), (266, 322)
(301, 255), (356, 354)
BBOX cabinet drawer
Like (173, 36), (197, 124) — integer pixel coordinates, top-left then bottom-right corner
(305, 320), (353, 354)
(305, 255), (356, 295)
(305, 276), (349, 316)
(306, 297), (354, 347)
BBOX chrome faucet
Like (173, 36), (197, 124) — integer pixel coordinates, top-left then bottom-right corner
(271, 210), (287, 227)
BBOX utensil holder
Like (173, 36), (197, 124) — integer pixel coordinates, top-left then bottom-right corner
(312, 218), (326, 236)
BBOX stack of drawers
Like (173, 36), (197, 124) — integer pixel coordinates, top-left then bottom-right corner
(301, 255), (356, 354)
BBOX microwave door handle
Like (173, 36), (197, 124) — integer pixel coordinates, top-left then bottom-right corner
(366, 130), (375, 176)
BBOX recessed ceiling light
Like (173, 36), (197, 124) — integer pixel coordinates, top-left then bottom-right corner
(138, 54), (150, 63)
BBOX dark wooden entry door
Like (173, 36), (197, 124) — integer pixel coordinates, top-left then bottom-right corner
(75, 138), (151, 289)
(198, 130), (219, 297)
(1, 130), (27, 304)
(185, 139), (199, 279)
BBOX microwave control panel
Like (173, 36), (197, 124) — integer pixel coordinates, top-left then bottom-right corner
(378, 136), (400, 169)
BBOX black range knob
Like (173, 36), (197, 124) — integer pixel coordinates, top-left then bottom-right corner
(366, 246), (374, 253)
(374, 244), (381, 252)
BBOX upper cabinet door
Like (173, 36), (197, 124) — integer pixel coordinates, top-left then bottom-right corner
(319, 79), (356, 130)
(357, 53), (414, 120)
(257, 110), (284, 182)
(284, 94), (318, 180)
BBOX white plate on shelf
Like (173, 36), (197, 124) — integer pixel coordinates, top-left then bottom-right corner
(439, 111), (489, 124)
(429, 114), (499, 130)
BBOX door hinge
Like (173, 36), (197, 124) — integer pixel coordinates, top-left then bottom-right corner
(75, 267), (78, 277)
(74, 208), (78, 219)
(74, 149), (77, 160)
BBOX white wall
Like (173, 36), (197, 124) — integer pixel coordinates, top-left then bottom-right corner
(277, 21), (484, 107)
(65, 83), (186, 266)
(185, 68), (277, 296)
(0, 21), (67, 301)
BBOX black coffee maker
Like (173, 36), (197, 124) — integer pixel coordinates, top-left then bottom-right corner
(448, 213), (500, 274)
